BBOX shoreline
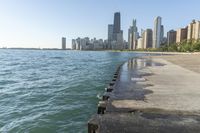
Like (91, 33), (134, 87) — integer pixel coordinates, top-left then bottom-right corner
(1, 48), (200, 55)
(104, 50), (200, 55)
(88, 54), (200, 133)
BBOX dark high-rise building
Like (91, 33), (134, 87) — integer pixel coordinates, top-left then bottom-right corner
(167, 30), (176, 45)
(113, 12), (121, 33)
(144, 29), (153, 49)
(62, 37), (66, 50)
(161, 25), (164, 43)
(176, 27), (188, 43)
(108, 12), (123, 50)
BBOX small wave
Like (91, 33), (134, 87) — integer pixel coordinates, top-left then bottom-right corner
(96, 93), (102, 100)
(51, 57), (65, 59)
(0, 50), (147, 132)
(0, 80), (18, 85)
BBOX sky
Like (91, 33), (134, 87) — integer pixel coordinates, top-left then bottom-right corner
(0, 0), (200, 48)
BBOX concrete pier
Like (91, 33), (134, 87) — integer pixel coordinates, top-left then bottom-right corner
(88, 54), (200, 133)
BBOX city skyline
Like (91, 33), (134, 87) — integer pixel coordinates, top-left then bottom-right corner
(0, 0), (200, 48)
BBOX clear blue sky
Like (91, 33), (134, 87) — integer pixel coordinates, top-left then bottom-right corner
(0, 0), (199, 48)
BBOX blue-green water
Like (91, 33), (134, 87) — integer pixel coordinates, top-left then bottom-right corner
(0, 49), (145, 133)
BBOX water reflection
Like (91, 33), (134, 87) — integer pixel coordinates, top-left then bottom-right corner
(127, 58), (165, 70)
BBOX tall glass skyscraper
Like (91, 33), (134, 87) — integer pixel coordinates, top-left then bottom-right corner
(153, 16), (162, 48)
(113, 12), (121, 34)
(107, 12), (123, 50)
(113, 12), (121, 41)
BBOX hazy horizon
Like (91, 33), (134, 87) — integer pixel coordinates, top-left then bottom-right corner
(0, 0), (200, 49)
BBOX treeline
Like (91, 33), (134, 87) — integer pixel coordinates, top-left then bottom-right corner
(133, 39), (200, 52)
(159, 39), (200, 52)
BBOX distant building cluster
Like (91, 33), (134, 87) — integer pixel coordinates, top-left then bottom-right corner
(132, 18), (200, 49)
(71, 12), (128, 50)
(128, 16), (165, 50)
(71, 37), (107, 50)
(166, 20), (200, 45)
(130, 18), (200, 49)
(70, 12), (200, 50)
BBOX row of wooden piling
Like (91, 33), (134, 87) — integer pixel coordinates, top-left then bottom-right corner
(88, 64), (123, 133)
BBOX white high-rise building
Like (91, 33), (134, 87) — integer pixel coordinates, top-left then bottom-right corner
(137, 38), (144, 49)
(72, 39), (76, 50)
(75, 38), (81, 50)
(153, 16), (162, 48)
(80, 38), (87, 50)
(187, 20), (200, 41)
(195, 21), (200, 39)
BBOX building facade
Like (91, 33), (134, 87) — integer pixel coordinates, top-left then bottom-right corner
(167, 30), (176, 45)
(176, 28), (188, 43)
(111, 12), (124, 50)
(128, 19), (139, 50)
(75, 38), (81, 50)
(153, 16), (162, 48)
(160, 25), (164, 44)
(62, 37), (66, 50)
(144, 29), (153, 49)
(72, 39), (76, 50)
(113, 12), (120, 41)
(137, 38), (144, 49)
(187, 20), (195, 40)
(107, 24), (114, 49)
(72, 37), (107, 51)
(195, 21), (200, 40)
(113, 12), (121, 38)
(187, 20), (200, 41)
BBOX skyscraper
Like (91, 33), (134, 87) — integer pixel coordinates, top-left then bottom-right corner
(153, 16), (162, 48)
(144, 29), (153, 49)
(161, 25), (164, 44)
(176, 28), (188, 43)
(108, 24), (114, 49)
(137, 37), (144, 49)
(187, 20), (200, 41)
(111, 12), (124, 50)
(113, 12), (121, 34)
(113, 12), (121, 41)
(128, 19), (139, 50)
(195, 21), (200, 40)
(62, 37), (66, 50)
(187, 20), (195, 40)
(76, 37), (81, 50)
(72, 39), (76, 50)
(167, 30), (176, 45)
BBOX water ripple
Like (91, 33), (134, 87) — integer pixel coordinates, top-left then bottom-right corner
(0, 49), (148, 132)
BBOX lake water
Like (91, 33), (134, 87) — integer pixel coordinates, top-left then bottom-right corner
(0, 49), (147, 133)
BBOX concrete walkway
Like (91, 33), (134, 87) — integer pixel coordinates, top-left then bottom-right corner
(88, 55), (200, 133)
